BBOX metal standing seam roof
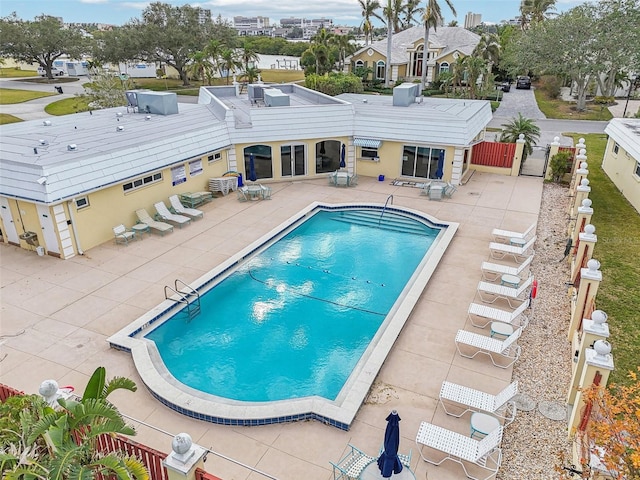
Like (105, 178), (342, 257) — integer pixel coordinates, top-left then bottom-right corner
(348, 26), (481, 66)
(0, 85), (492, 204)
(604, 118), (640, 161)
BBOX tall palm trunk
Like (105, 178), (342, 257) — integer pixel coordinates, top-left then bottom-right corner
(420, 22), (430, 89)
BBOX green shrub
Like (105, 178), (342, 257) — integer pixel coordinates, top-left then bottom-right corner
(549, 151), (573, 182)
(304, 73), (364, 96)
(538, 75), (562, 99)
(593, 96), (615, 105)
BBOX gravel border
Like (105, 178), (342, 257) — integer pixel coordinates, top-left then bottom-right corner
(498, 182), (574, 479)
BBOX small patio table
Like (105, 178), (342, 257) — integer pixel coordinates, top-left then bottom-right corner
(470, 412), (501, 439)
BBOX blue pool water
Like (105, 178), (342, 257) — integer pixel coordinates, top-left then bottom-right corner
(145, 209), (440, 402)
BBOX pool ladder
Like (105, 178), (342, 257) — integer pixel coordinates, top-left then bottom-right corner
(379, 194), (394, 226)
(164, 279), (201, 321)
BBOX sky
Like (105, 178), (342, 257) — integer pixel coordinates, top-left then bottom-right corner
(1, 0), (590, 27)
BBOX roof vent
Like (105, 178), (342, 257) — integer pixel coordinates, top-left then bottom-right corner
(116, 112), (123, 117)
(67, 144), (77, 151)
(362, 99), (368, 103)
(116, 126), (124, 132)
(145, 115), (151, 120)
(39, 139), (48, 145)
(43, 120), (52, 126)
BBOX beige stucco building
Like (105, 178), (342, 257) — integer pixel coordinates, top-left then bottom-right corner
(602, 118), (640, 213)
(0, 83), (491, 258)
(346, 26), (480, 85)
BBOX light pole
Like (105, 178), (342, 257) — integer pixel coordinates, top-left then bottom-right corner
(623, 74), (637, 118)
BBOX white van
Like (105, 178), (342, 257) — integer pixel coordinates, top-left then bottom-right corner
(37, 67), (65, 77)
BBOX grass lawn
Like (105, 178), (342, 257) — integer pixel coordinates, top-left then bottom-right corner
(566, 133), (640, 385)
(44, 97), (92, 115)
(0, 88), (56, 104)
(0, 113), (23, 125)
(536, 89), (613, 121)
(0, 68), (37, 78)
(130, 69), (305, 95)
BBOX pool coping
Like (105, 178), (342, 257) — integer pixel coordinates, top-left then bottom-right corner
(107, 202), (458, 429)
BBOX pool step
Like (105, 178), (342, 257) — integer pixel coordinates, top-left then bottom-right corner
(332, 210), (434, 236)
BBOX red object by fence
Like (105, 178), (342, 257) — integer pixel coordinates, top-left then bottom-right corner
(471, 141), (516, 168)
(0, 383), (24, 401)
(195, 468), (224, 480)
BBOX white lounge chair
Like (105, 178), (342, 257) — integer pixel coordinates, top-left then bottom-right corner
(455, 327), (523, 369)
(135, 209), (173, 236)
(492, 223), (536, 242)
(169, 195), (203, 219)
(468, 298), (530, 329)
(416, 421), (503, 480)
(489, 236), (536, 262)
(481, 254), (533, 281)
(477, 275), (533, 308)
(154, 201), (191, 228)
(439, 380), (518, 425)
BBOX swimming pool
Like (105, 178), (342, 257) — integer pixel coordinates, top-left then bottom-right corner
(108, 202), (458, 429)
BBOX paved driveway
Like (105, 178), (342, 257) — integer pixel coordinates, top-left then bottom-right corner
(492, 86), (546, 122)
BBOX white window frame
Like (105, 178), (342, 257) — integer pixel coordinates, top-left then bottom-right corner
(376, 60), (385, 80)
(360, 146), (379, 161)
(634, 160), (640, 178)
(122, 172), (162, 193)
(207, 151), (222, 163)
(74, 196), (89, 210)
(439, 62), (450, 74)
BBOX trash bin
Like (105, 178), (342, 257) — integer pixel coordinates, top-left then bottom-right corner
(378, 175), (385, 182)
(237, 173), (244, 187)
(36, 246), (45, 256)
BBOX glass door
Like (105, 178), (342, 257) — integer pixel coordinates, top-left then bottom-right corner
(281, 144), (306, 177)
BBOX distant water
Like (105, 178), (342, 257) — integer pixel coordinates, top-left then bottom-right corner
(256, 54), (302, 70)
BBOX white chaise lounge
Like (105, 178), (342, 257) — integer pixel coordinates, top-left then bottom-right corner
(154, 201), (191, 228)
(416, 421), (503, 480)
(481, 254), (533, 281)
(169, 195), (204, 219)
(455, 327), (523, 369)
(468, 299), (530, 329)
(477, 275), (534, 308)
(491, 223), (536, 242)
(439, 380), (518, 425)
(489, 236), (536, 262)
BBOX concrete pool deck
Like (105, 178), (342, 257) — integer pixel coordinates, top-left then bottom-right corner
(0, 172), (542, 480)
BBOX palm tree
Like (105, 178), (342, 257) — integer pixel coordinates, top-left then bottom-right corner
(358, 0), (383, 46)
(188, 50), (214, 85)
(241, 66), (261, 84)
(240, 42), (260, 71)
(382, 0), (403, 87)
(219, 48), (242, 84)
(332, 33), (357, 71)
(401, 0), (422, 29)
(519, 0), (557, 28)
(420, 0), (457, 89)
(472, 33), (501, 89)
(460, 55), (486, 99)
(500, 113), (541, 163)
(204, 39), (224, 81)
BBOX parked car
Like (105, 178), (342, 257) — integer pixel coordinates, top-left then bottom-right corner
(500, 82), (511, 92)
(516, 76), (531, 89)
(37, 67), (65, 77)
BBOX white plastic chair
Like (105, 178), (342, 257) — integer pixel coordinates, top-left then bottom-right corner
(416, 421), (503, 480)
(454, 327), (523, 369)
(468, 299), (530, 329)
(477, 275), (533, 308)
(112, 224), (136, 245)
(330, 444), (375, 480)
(492, 223), (536, 242)
(439, 380), (518, 425)
(489, 236), (536, 262)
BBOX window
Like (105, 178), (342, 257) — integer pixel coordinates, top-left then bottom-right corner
(244, 145), (273, 180)
(412, 46), (423, 77)
(439, 62), (450, 74)
(361, 147), (379, 160)
(74, 197), (89, 209)
(376, 61), (385, 80)
(122, 172), (162, 192)
(613, 143), (619, 154)
(354, 60), (364, 69)
(401, 145), (445, 179)
(635, 161), (640, 178)
(207, 152), (222, 163)
(315, 140), (341, 173)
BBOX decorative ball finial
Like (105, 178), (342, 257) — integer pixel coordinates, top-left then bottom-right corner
(580, 178), (590, 187)
(579, 148), (586, 156)
(580, 161), (588, 169)
(518, 133), (525, 140)
(591, 310), (608, 326)
(39, 379), (59, 398)
(587, 259), (601, 271)
(553, 136), (560, 143)
(582, 199), (592, 208)
(172, 433), (193, 455)
(593, 340), (612, 358)
(584, 224), (596, 235)
(579, 137), (585, 144)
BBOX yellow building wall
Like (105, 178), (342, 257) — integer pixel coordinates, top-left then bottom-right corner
(72, 150), (230, 251)
(350, 50), (388, 81)
(9, 201), (41, 250)
(601, 138), (640, 213)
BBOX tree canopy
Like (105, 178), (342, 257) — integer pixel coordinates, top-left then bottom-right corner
(0, 13), (87, 79)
